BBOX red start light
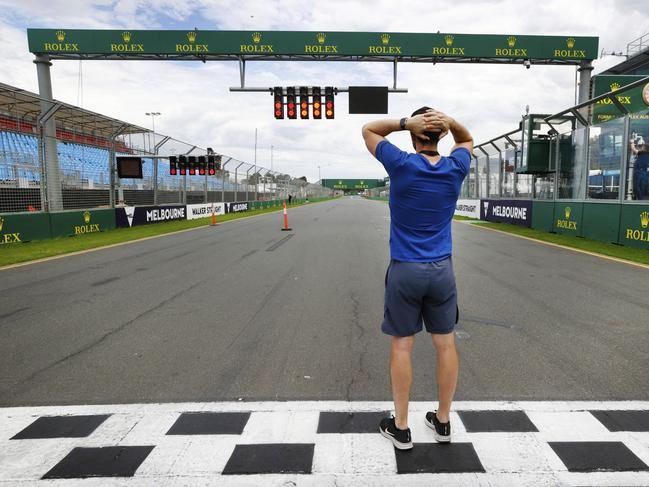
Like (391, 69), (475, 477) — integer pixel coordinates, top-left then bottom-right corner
(180, 169), (186, 175)
(326, 101), (333, 108)
(208, 168), (215, 175)
(288, 102), (295, 109)
(170, 168), (177, 175)
(301, 110), (308, 117)
(199, 168), (205, 175)
(275, 110), (282, 117)
(275, 102), (282, 109)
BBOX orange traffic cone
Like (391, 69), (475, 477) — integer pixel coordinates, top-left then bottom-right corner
(281, 201), (292, 231)
(210, 203), (218, 226)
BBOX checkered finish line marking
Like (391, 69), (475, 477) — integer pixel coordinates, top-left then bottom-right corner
(1, 401), (649, 486)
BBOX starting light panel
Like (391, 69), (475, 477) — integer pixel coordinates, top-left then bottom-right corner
(169, 155), (178, 176)
(325, 87), (335, 119)
(188, 156), (197, 175)
(273, 86), (284, 119)
(299, 86), (309, 119)
(207, 154), (222, 175)
(178, 155), (187, 176)
(286, 86), (297, 119)
(198, 155), (206, 175)
(312, 86), (322, 119)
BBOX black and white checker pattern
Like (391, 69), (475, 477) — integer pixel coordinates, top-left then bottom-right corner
(1, 401), (649, 486)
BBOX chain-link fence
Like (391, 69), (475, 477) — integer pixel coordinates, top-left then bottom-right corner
(0, 126), (332, 213)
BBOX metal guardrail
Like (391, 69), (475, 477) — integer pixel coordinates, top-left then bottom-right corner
(627, 32), (649, 58)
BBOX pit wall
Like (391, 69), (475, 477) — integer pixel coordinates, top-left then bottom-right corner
(456, 198), (649, 250)
(0, 198), (319, 245)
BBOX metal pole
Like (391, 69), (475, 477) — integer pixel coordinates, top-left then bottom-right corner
(253, 128), (257, 202)
(34, 54), (62, 211)
(234, 162), (244, 202)
(221, 158), (231, 203)
(577, 60), (594, 124)
(246, 167), (251, 202)
(270, 145), (274, 172)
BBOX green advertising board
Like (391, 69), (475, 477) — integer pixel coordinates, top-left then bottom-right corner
(322, 179), (382, 190)
(0, 212), (51, 244)
(618, 204), (649, 249)
(49, 209), (116, 238)
(553, 202), (583, 237)
(592, 75), (649, 123)
(27, 29), (598, 64)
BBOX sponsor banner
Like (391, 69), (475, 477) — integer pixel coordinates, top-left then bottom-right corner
(618, 204), (649, 249)
(186, 203), (225, 220)
(27, 30), (598, 62)
(225, 202), (249, 213)
(115, 205), (186, 228)
(592, 75), (649, 123)
(480, 199), (532, 227)
(455, 199), (480, 219)
(0, 212), (51, 244)
(49, 209), (116, 238)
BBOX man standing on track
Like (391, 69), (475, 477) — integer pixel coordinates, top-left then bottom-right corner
(362, 108), (473, 450)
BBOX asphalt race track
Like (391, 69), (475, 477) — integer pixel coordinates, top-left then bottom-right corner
(1, 196), (647, 407)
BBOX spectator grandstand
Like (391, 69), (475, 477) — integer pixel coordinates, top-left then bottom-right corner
(0, 82), (321, 213)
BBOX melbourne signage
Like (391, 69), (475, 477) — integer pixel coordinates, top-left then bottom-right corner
(74, 210), (101, 235)
(186, 203), (225, 220)
(226, 202), (249, 213)
(455, 199), (480, 219)
(27, 29), (598, 63)
(0, 216), (22, 244)
(480, 199), (532, 227)
(592, 75), (649, 123)
(624, 210), (649, 243)
(115, 205), (186, 228)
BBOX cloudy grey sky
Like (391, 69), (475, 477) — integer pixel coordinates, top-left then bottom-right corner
(0, 0), (647, 181)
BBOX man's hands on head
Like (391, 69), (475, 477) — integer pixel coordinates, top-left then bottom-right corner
(406, 109), (452, 141)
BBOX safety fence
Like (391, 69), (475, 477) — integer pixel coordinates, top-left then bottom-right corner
(0, 128), (332, 214)
(0, 197), (328, 245)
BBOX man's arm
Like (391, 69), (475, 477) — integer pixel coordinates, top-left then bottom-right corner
(362, 114), (438, 156)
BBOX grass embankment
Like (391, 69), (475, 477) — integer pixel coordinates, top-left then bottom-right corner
(0, 201), (323, 267)
(468, 221), (649, 266)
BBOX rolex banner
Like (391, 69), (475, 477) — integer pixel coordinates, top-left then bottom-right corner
(480, 199), (533, 227)
(186, 203), (225, 220)
(115, 205), (186, 228)
(27, 30), (598, 62)
(225, 202), (249, 213)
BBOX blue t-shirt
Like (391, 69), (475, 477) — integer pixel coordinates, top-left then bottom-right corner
(375, 140), (471, 262)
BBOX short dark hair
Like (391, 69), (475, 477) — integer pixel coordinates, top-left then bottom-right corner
(411, 106), (439, 144)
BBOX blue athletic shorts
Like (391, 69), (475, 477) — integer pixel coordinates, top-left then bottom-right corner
(381, 258), (458, 337)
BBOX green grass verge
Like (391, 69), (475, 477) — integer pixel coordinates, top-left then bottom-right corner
(0, 201), (327, 267)
(452, 215), (479, 221)
(470, 221), (649, 265)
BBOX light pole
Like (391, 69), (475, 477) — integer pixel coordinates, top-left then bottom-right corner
(145, 111), (160, 133)
(270, 145), (274, 172)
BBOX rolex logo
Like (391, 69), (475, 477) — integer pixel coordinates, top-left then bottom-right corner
(507, 36), (516, 48)
(610, 82), (620, 92)
(381, 33), (390, 45)
(564, 206), (572, 219)
(187, 31), (197, 43)
(360, 180), (364, 185)
(83, 211), (91, 224)
(122, 31), (131, 43)
(56, 30), (66, 42)
(641, 211), (649, 229)
(444, 34), (454, 46)
(316, 32), (326, 44)
(252, 32), (262, 44)
(566, 37), (576, 48)
(0, 216), (4, 232)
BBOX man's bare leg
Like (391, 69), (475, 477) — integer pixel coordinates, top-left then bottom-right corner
(390, 335), (415, 430)
(431, 332), (459, 422)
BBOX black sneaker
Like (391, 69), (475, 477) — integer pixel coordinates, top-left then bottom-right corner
(379, 416), (413, 450)
(425, 411), (451, 443)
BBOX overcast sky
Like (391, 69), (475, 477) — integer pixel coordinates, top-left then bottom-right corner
(0, 0), (647, 181)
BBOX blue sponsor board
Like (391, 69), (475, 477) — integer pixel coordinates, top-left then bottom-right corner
(480, 199), (533, 227)
(116, 205), (187, 227)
